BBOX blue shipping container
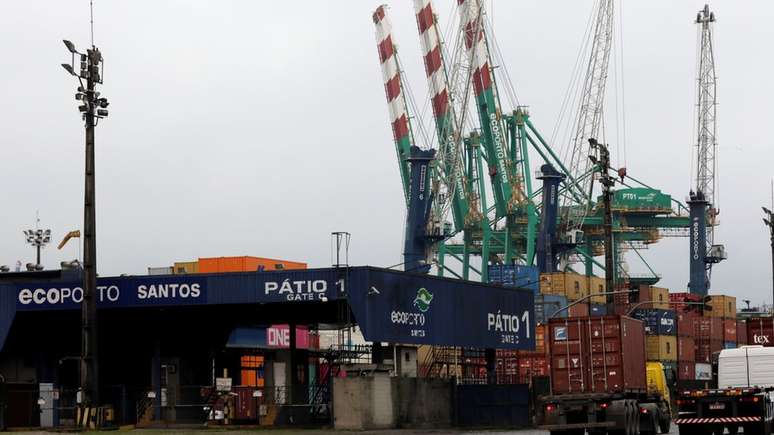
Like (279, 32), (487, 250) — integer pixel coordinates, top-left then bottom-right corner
(724, 341), (736, 349)
(535, 294), (568, 324)
(590, 304), (607, 316)
(489, 264), (539, 293)
(631, 309), (676, 335)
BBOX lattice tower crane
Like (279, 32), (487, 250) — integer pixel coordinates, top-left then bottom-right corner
(688, 4), (726, 296)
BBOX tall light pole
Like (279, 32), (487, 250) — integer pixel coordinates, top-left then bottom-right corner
(62, 38), (109, 408)
(763, 207), (774, 311)
(23, 228), (51, 268)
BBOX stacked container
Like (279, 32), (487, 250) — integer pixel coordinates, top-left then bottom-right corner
(705, 295), (737, 349)
(631, 308), (678, 363)
(539, 272), (589, 301)
(746, 317), (774, 346)
(676, 311), (697, 380)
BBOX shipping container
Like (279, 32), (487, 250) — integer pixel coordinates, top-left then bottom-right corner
(567, 302), (589, 318)
(677, 336), (695, 362)
(737, 319), (748, 345)
(722, 318), (737, 342)
(646, 336), (677, 361)
(705, 295), (736, 318)
(695, 339), (723, 363)
(678, 361), (696, 381)
(590, 304), (607, 316)
(677, 312), (696, 337)
(173, 261), (199, 274)
(147, 266), (173, 275)
(488, 264), (539, 293)
(746, 317), (774, 346)
(198, 256), (307, 273)
(611, 188), (672, 212)
(694, 317), (723, 341)
(539, 272), (589, 301)
(535, 294), (569, 324)
(631, 309), (676, 335)
(695, 363), (712, 380)
(636, 286), (669, 310)
(669, 292), (702, 313)
(548, 316), (646, 394)
(535, 324), (546, 354)
(723, 341), (736, 349)
(587, 276), (606, 304)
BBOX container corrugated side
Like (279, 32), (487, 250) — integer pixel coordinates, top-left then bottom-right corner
(548, 315), (646, 395)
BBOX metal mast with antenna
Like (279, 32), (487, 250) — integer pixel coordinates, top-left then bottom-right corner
(688, 4), (726, 297)
(61, 0), (109, 415)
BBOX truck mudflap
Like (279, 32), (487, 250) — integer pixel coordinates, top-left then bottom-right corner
(675, 417), (762, 424)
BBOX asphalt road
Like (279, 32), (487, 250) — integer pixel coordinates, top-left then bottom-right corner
(36, 428), (684, 435)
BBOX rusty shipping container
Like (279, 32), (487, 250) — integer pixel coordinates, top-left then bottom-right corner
(568, 302), (590, 318)
(677, 336), (695, 362)
(746, 317), (774, 346)
(677, 312), (696, 337)
(548, 316), (646, 395)
(737, 319), (748, 345)
(669, 292), (702, 313)
(695, 317), (723, 341)
(723, 318), (737, 342)
(695, 339), (723, 363)
(678, 361), (696, 381)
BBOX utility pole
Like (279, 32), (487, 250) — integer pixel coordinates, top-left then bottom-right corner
(763, 207), (774, 310)
(61, 38), (109, 410)
(589, 138), (616, 309)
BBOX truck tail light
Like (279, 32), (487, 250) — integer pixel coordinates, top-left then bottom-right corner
(740, 396), (761, 403)
(640, 407), (648, 414)
(546, 404), (556, 412)
(600, 402), (609, 409)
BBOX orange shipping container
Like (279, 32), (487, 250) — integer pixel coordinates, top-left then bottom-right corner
(198, 256), (307, 273)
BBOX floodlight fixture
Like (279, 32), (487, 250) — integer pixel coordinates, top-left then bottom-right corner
(63, 39), (77, 54)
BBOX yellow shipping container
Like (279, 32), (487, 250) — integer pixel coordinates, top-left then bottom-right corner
(173, 261), (199, 274)
(646, 336), (677, 361)
(540, 272), (589, 301)
(706, 295), (736, 318)
(648, 286), (670, 310)
(587, 276), (606, 304)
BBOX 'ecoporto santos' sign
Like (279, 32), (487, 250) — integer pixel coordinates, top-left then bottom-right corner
(13, 269), (346, 311)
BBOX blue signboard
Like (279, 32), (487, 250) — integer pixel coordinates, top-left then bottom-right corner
(347, 269), (535, 350)
(13, 268), (347, 311)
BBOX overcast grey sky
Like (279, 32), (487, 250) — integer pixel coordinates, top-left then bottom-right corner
(0, 1), (771, 306)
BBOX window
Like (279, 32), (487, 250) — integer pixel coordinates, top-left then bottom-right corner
(240, 355), (265, 387)
(666, 341), (671, 354)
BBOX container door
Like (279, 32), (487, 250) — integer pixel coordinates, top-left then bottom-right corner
(550, 319), (586, 394)
(588, 318), (624, 392)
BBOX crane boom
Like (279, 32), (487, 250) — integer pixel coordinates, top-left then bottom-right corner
(562, 0), (614, 228)
(413, 0), (472, 232)
(457, 0), (523, 219)
(374, 5), (415, 204)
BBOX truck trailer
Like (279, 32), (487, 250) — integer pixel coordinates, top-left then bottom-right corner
(538, 316), (671, 435)
(675, 345), (774, 435)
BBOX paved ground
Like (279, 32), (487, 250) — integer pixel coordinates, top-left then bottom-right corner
(28, 427), (685, 435)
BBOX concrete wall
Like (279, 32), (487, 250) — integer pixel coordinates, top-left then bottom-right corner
(333, 375), (452, 430)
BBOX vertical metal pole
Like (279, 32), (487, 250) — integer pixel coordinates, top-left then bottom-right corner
(81, 48), (99, 407)
(36, 246), (41, 266)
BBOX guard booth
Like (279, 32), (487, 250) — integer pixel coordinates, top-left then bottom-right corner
(0, 266), (534, 429)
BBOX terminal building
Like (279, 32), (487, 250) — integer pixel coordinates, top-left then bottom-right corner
(0, 261), (534, 429)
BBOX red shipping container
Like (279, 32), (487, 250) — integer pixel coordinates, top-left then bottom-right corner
(568, 303), (590, 318)
(723, 318), (737, 342)
(678, 361), (696, 381)
(677, 336), (695, 362)
(549, 316), (646, 394)
(677, 312), (697, 337)
(695, 317), (723, 340)
(670, 292), (702, 312)
(695, 339), (723, 363)
(737, 320), (748, 345)
(746, 317), (774, 346)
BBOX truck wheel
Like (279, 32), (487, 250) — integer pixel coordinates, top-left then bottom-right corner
(658, 418), (671, 434)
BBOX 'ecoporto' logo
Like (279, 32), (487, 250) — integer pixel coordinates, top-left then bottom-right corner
(413, 288), (433, 313)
